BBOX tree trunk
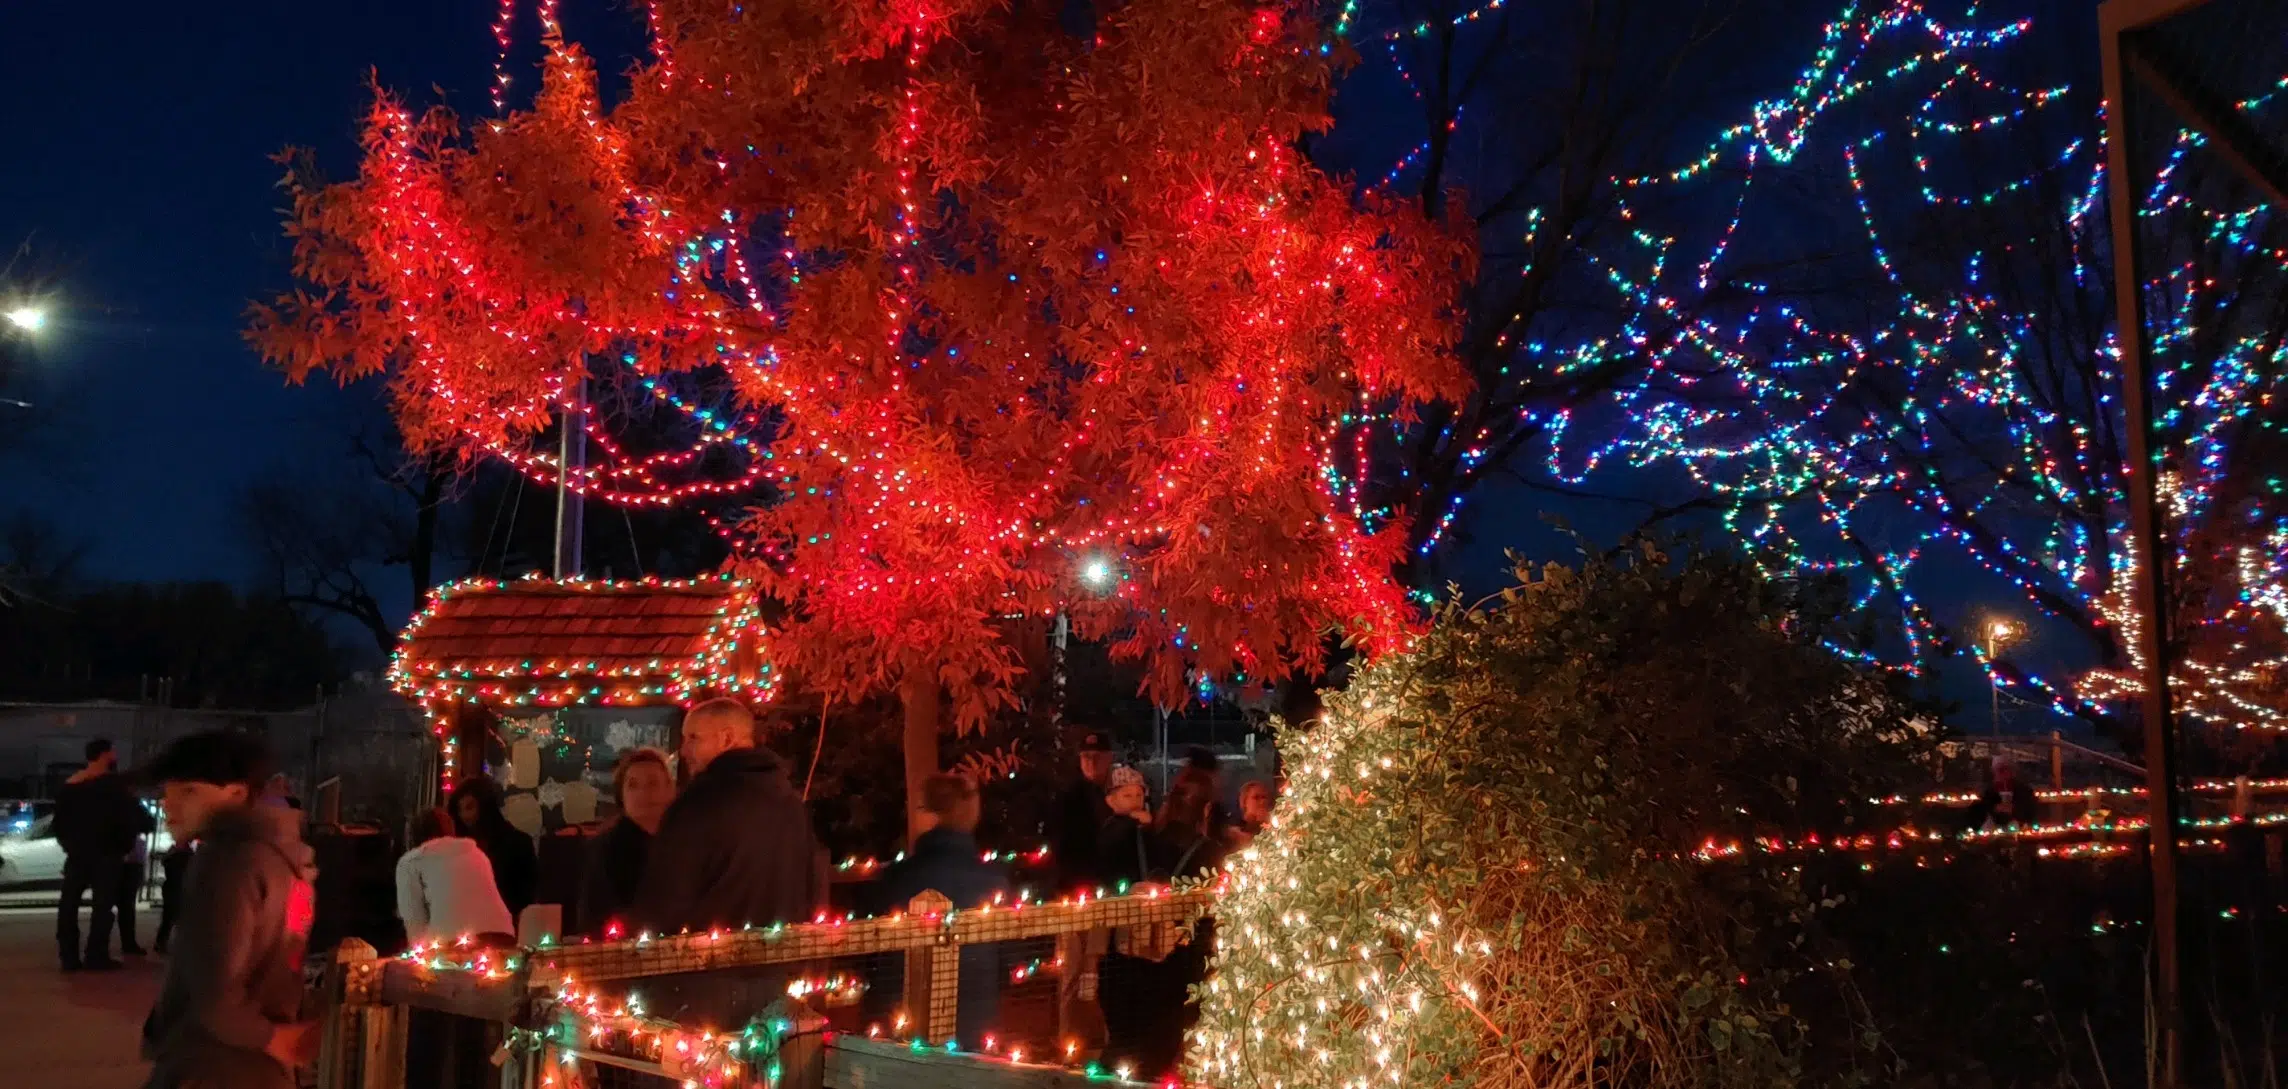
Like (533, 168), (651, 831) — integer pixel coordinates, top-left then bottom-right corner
(900, 670), (941, 846)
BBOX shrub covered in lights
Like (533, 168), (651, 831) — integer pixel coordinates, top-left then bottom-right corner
(1192, 544), (1934, 1089)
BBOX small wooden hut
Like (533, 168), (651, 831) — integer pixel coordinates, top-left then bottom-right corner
(389, 574), (775, 799)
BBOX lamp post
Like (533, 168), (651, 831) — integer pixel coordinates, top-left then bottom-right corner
(1983, 618), (2018, 739)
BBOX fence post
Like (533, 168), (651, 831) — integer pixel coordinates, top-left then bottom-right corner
(902, 891), (959, 1044)
(360, 1003), (407, 1089)
(2049, 731), (2064, 791)
(762, 997), (829, 1089)
(320, 940), (378, 1089)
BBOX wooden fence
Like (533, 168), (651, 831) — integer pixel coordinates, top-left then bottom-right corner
(317, 886), (1215, 1089)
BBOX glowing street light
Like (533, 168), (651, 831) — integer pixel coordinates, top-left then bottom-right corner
(4, 306), (45, 333)
(1983, 617), (2020, 738)
(1080, 556), (1114, 589)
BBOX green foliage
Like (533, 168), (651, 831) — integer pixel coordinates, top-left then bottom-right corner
(1193, 544), (1935, 1089)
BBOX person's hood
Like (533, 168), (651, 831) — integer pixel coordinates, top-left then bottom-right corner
(202, 802), (317, 880)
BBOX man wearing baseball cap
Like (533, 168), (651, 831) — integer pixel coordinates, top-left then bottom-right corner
(139, 729), (319, 1088)
(1051, 729), (1116, 890)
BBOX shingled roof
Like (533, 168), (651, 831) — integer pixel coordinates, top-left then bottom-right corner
(390, 576), (773, 709)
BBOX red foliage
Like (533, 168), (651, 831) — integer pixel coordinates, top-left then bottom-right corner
(249, 0), (1472, 725)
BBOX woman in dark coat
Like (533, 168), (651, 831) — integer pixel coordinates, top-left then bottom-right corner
(449, 778), (537, 920)
(575, 748), (675, 937)
(1149, 777), (1227, 883)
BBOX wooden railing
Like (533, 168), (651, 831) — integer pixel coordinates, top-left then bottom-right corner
(318, 886), (1215, 1089)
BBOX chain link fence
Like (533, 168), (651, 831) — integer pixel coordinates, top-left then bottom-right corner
(0, 686), (432, 824)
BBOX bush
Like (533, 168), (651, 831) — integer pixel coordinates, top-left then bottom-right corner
(1191, 545), (1935, 1089)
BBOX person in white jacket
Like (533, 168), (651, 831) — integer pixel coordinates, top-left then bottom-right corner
(395, 807), (515, 946)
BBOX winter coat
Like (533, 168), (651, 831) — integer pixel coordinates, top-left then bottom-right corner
(55, 766), (152, 860)
(634, 747), (826, 934)
(870, 826), (1012, 913)
(395, 836), (515, 945)
(574, 818), (651, 937)
(140, 803), (317, 1088)
(1149, 826), (1226, 884)
(1096, 813), (1153, 889)
(468, 825), (537, 920)
(867, 827), (1014, 1048)
(1052, 778), (1112, 889)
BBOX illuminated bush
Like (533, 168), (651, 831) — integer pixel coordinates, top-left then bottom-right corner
(1192, 546), (1931, 1089)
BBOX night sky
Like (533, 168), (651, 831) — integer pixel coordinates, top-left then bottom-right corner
(0, 1), (639, 584)
(0, 1), (1590, 587)
(0, 1), (2077, 725)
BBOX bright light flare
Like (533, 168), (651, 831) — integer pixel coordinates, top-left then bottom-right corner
(1081, 556), (1114, 589)
(4, 306), (45, 333)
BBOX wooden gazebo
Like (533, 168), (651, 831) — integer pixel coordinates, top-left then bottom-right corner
(389, 574), (775, 796)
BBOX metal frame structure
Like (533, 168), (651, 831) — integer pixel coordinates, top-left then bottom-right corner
(2099, 1), (2284, 1083)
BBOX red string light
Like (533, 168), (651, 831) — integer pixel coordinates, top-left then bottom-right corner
(258, 0), (1473, 715)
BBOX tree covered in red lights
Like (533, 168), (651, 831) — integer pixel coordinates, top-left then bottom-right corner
(250, 0), (1470, 808)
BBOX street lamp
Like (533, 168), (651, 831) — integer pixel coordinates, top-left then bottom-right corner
(1080, 556), (1113, 590)
(4, 305), (45, 333)
(1983, 618), (2019, 738)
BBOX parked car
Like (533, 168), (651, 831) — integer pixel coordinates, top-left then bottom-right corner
(0, 801), (173, 889)
(2, 800), (54, 835)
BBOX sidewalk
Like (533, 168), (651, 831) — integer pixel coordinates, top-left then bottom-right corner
(0, 906), (158, 1089)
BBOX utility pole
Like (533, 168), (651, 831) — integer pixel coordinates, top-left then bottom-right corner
(1983, 620), (2015, 739)
(1052, 611), (1069, 726)
(554, 360), (586, 580)
(2099, 7), (2187, 1082)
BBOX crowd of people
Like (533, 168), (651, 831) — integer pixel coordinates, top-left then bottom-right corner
(1054, 733), (1275, 888)
(1046, 733), (1278, 1078)
(42, 699), (1277, 1087)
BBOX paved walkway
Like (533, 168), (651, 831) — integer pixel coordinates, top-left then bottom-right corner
(0, 906), (159, 1089)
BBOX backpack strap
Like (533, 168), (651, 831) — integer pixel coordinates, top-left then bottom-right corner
(1171, 837), (1204, 879)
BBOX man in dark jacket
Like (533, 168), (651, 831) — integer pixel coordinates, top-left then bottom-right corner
(867, 773), (1013, 1048)
(636, 699), (826, 1028)
(1050, 730), (1115, 891)
(54, 738), (154, 971)
(141, 730), (319, 1089)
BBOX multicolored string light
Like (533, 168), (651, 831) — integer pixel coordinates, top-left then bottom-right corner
(1332, 0), (2288, 731)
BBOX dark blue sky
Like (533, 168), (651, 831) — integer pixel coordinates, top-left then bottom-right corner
(0, 0), (2086, 729)
(0, 1), (591, 584)
(0, 0), (1564, 589)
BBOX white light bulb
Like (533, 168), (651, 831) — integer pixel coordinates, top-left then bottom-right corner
(5, 306), (45, 332)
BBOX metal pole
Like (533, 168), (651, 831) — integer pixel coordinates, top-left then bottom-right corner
(553, 359), (586, 580)
(1052, 611), (1069, 728)
(1989, 635), (2003, 740)
(2100, 16), (2184, 1083)
(1155, 706), (1168, 794)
